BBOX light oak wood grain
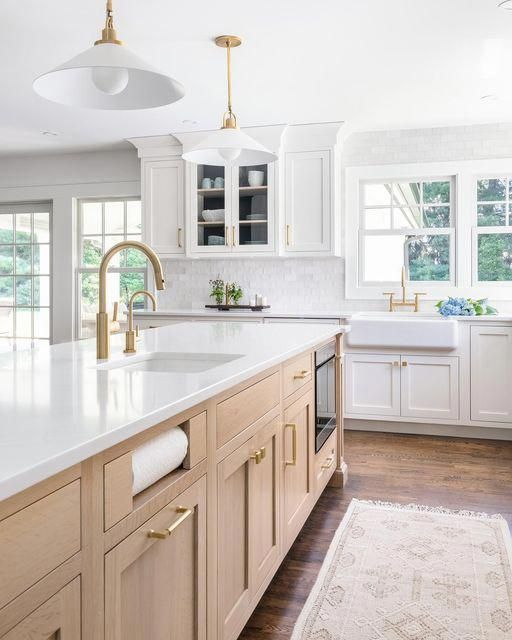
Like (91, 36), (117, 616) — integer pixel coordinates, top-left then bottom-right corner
(183, 411), (207, 469)
(2, 577), (81, 640)
(104, 453), (133, 531)
(217, 372), (280, 448)
(104, 476), (206, 640)
(0, 480), (81, 610)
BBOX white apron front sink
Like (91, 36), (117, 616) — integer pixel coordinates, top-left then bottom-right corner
(346, 313), (458, 350)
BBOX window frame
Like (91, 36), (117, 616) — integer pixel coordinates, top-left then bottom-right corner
(346, 159), (512, 301)
(472, 175), (512, 286)
(0, 201), (53, 349)
(75, 196), (146, 340)
(358, 177), (456, 289)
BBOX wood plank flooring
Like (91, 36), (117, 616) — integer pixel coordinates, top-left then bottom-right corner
(239, 430), (512, 639)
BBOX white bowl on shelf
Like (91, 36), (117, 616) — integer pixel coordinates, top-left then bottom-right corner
(248, 170), (265, 187)
(202, 209), (225, 222)
(208, 235), (225, 246)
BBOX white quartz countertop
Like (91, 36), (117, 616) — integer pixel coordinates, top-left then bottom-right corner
(133, 308), (351, 319)
(0, 321), (348, 501)
(133, 309), (512, 323)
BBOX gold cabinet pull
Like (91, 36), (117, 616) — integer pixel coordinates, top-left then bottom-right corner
(232, 225), (236, 247)
(147, 506), (193, 539)
(250, 450), (262, 464)
(225, 226), (230, 246)
(285, 422), (297, 466)
(178, 227), (183, 248)
(402, 361), (408, 367)
(293, 369), (311, 380)
(286, 224), (291, 246)
(259, 446), (266, 460)
(321, 456), (334, 470)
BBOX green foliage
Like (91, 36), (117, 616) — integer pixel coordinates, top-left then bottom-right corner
(209, 277), (225, 305)
(228, 283), (243, 305)
(407, 235), (450, 282)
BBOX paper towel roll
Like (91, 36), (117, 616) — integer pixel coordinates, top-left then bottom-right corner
(132, 427), (188, 495)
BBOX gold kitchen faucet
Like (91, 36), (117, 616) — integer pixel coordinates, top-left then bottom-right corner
(96, 240), (165, 359)
(383, 266), (426, 312)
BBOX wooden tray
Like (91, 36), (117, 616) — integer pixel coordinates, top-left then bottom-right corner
(205, 305), (271, 312)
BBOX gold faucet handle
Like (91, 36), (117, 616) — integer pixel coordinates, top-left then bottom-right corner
(124, 330), (136, 354)
(414, 292), (427, 313)
(383, 292), (395, 312)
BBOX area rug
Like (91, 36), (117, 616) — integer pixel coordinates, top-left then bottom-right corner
(292, 499), (512, 640)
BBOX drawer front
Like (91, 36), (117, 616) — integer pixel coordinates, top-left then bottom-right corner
(0, 480), (81, 610)
(217, 372), (280, 448)
(314, 431), (337, 498)
(283, 352), (313, 398)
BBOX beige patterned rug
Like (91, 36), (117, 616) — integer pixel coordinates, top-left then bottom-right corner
(292, 499), (512, 640)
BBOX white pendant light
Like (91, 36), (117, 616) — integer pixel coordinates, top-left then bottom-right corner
(33, 0), (185, 110)
(182, 36), (277, 167)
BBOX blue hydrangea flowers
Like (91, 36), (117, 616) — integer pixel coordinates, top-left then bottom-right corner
(436, 297), (498, 317)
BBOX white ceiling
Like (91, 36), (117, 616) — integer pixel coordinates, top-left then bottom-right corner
(2, 0), (512, 156)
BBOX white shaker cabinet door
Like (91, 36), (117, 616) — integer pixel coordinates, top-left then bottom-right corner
(344, 354), (401, 417)
(401, 356), (459, 420)
(471, 326), (512, 424)
(143, 159), (184, 256)
(284, 150), (331, 253)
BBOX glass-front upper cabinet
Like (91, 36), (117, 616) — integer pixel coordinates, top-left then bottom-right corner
(196, 165), (227, 251)
(233, 165), (272, 252)
(191, 162), (274, 254)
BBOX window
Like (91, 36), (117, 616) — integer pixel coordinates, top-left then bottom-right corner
(475, 178), (512, 282)
(0, 203), (51, 351)
(77, 198), (145, 339)
(360, 179), (454, 285)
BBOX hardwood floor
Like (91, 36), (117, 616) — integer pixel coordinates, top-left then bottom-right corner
(239, 429), (512, 639)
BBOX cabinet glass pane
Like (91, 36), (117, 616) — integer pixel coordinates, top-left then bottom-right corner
(197, 165), (226, 247)
(238, 165), (268, 247)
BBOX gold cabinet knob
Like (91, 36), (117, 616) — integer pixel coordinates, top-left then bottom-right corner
(250, 450), (262, 464)
(402, 361), (408, 367)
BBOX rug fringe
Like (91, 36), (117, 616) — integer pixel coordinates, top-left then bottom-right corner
(354, 499), (505, 521)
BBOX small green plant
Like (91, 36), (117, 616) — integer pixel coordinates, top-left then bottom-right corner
(209, 277), (225, 305)
(228, 283), (243, 305)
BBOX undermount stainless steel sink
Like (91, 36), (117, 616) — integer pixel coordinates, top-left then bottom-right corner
(96, 351), (244, 373)
(346, 313), (459, 350)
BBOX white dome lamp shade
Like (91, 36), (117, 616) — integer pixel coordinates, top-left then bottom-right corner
(182, 36), (277, 167)
(33, 0), (185, 110)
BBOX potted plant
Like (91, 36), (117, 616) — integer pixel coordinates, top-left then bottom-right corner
(209, 277), (225, 305)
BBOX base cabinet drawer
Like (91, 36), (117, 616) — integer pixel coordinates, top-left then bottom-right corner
(314, 431), (337, 498)
(104, 476), (206, 640)
(0, 480), (81, 610)
(1, 577), (81, 640)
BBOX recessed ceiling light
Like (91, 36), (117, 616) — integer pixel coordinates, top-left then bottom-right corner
(41, 130), (59, 136)
(498, 0), (512, 9)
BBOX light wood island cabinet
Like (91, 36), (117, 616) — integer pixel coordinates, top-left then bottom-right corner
(0, 337), (346, 640)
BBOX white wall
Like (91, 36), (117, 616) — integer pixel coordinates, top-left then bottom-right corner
(0, 150), (140, 343)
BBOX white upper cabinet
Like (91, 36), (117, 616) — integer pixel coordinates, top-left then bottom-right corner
(129, 136), (185, 258)
(186, 161), (276, 255)
(284, 150), (331, 253)
(471, 326), (512, 423)
(130, 123), (343, 259)
(142, 159), (184, 256)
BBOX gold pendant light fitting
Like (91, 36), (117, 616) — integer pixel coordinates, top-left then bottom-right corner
(95, 0), (123, 46)
(215, 35), (242, 129)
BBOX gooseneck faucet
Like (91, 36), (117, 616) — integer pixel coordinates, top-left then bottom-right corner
(96, 240), (165, 359)
(124, 290), (157, 354)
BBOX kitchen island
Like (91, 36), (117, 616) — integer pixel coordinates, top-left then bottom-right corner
(0, 320), (348, 640)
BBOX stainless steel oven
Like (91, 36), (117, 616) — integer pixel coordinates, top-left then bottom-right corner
(315, 341), (337, 453)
